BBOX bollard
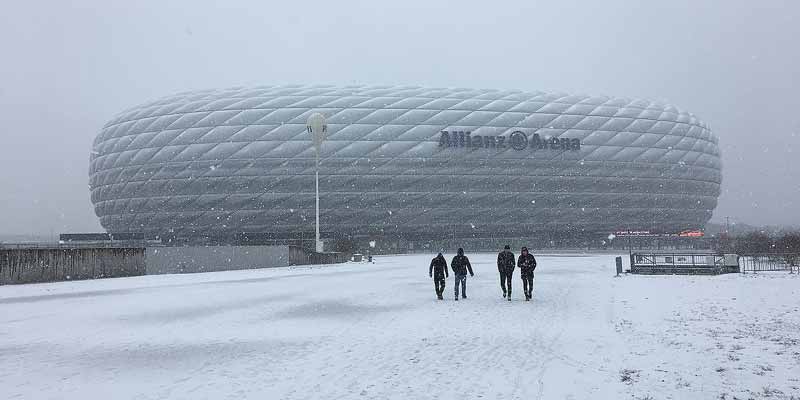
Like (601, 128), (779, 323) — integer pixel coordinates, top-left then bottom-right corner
(615, 256), (623, 277)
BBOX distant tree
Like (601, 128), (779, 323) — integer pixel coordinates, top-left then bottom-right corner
(715, 233), (736, 253)
(776, 232), (800, 252)
(776, 232), (800, 266)
(736, 231), (773, 254)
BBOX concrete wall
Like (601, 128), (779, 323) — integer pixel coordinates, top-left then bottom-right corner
(288, 246), (351, 265)
(0, 247), (146, 285)
(145, 245), (290, 275)
(1, 244), (349, 285)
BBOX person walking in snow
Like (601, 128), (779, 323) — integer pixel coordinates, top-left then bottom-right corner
(497, 245), (515, 300)
(517, 247), (537, 301)
(429, 253), (449, 300)
(451, 248), (474, 301)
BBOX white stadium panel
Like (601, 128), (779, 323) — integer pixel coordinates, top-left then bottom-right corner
(89, 85), (721, 238)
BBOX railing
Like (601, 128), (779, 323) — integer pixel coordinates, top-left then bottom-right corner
(633, 253), (725, 267)
(739, 254), (800, 274)
(629, 252), (739, 275)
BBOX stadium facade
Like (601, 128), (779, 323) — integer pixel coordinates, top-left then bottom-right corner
(89, 85), (721, 243)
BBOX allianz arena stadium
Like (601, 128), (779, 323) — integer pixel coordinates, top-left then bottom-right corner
(89, 85), (721, 242)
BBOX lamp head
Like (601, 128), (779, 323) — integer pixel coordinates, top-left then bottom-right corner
(306, 112), (327, 150)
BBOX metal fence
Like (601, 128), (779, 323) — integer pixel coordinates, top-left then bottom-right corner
(629, 252), (739, 275)
(1, 247), (146, 284)
(739, 254), (800, 274)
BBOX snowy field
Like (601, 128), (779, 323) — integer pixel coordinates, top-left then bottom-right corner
(1, 253), (798, 400)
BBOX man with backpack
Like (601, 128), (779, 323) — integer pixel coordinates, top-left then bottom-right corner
(429, 253), (449, 300)
(497, 245), (515, 300)
(451, 248), (474, 301)
(517, 247), (537, 301)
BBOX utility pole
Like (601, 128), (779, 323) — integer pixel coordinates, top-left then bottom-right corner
(307, 113), (327, 253)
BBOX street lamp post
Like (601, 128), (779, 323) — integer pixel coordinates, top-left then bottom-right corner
(307, 113), (327, 252)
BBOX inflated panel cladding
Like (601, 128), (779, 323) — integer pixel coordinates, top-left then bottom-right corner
(89, 85), (721, 237)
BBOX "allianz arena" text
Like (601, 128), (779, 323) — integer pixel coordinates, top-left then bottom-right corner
(439, 130), (581, 151)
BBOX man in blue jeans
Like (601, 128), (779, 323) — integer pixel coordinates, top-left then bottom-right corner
(450, 248), (474, 300)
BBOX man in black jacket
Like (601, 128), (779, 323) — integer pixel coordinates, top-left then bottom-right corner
(451, 248), (474, 301)
(518, 247), (537, 301)
(429, 253), (449, 300)
(497, 245), (515, 300)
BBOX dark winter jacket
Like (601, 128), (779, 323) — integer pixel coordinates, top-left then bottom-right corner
(518, 252), (537, 275)
(429, 254), (449, 279)
(497, 250), (515, 272)
(451, 248), (474, 277)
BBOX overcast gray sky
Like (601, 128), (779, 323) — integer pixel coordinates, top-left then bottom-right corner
(1, 0), (798, 236)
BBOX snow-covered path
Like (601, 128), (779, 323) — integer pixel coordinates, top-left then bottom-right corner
(1, 253), (798, 399)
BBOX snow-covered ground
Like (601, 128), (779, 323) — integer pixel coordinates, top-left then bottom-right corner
(1, 253), (798, 399)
